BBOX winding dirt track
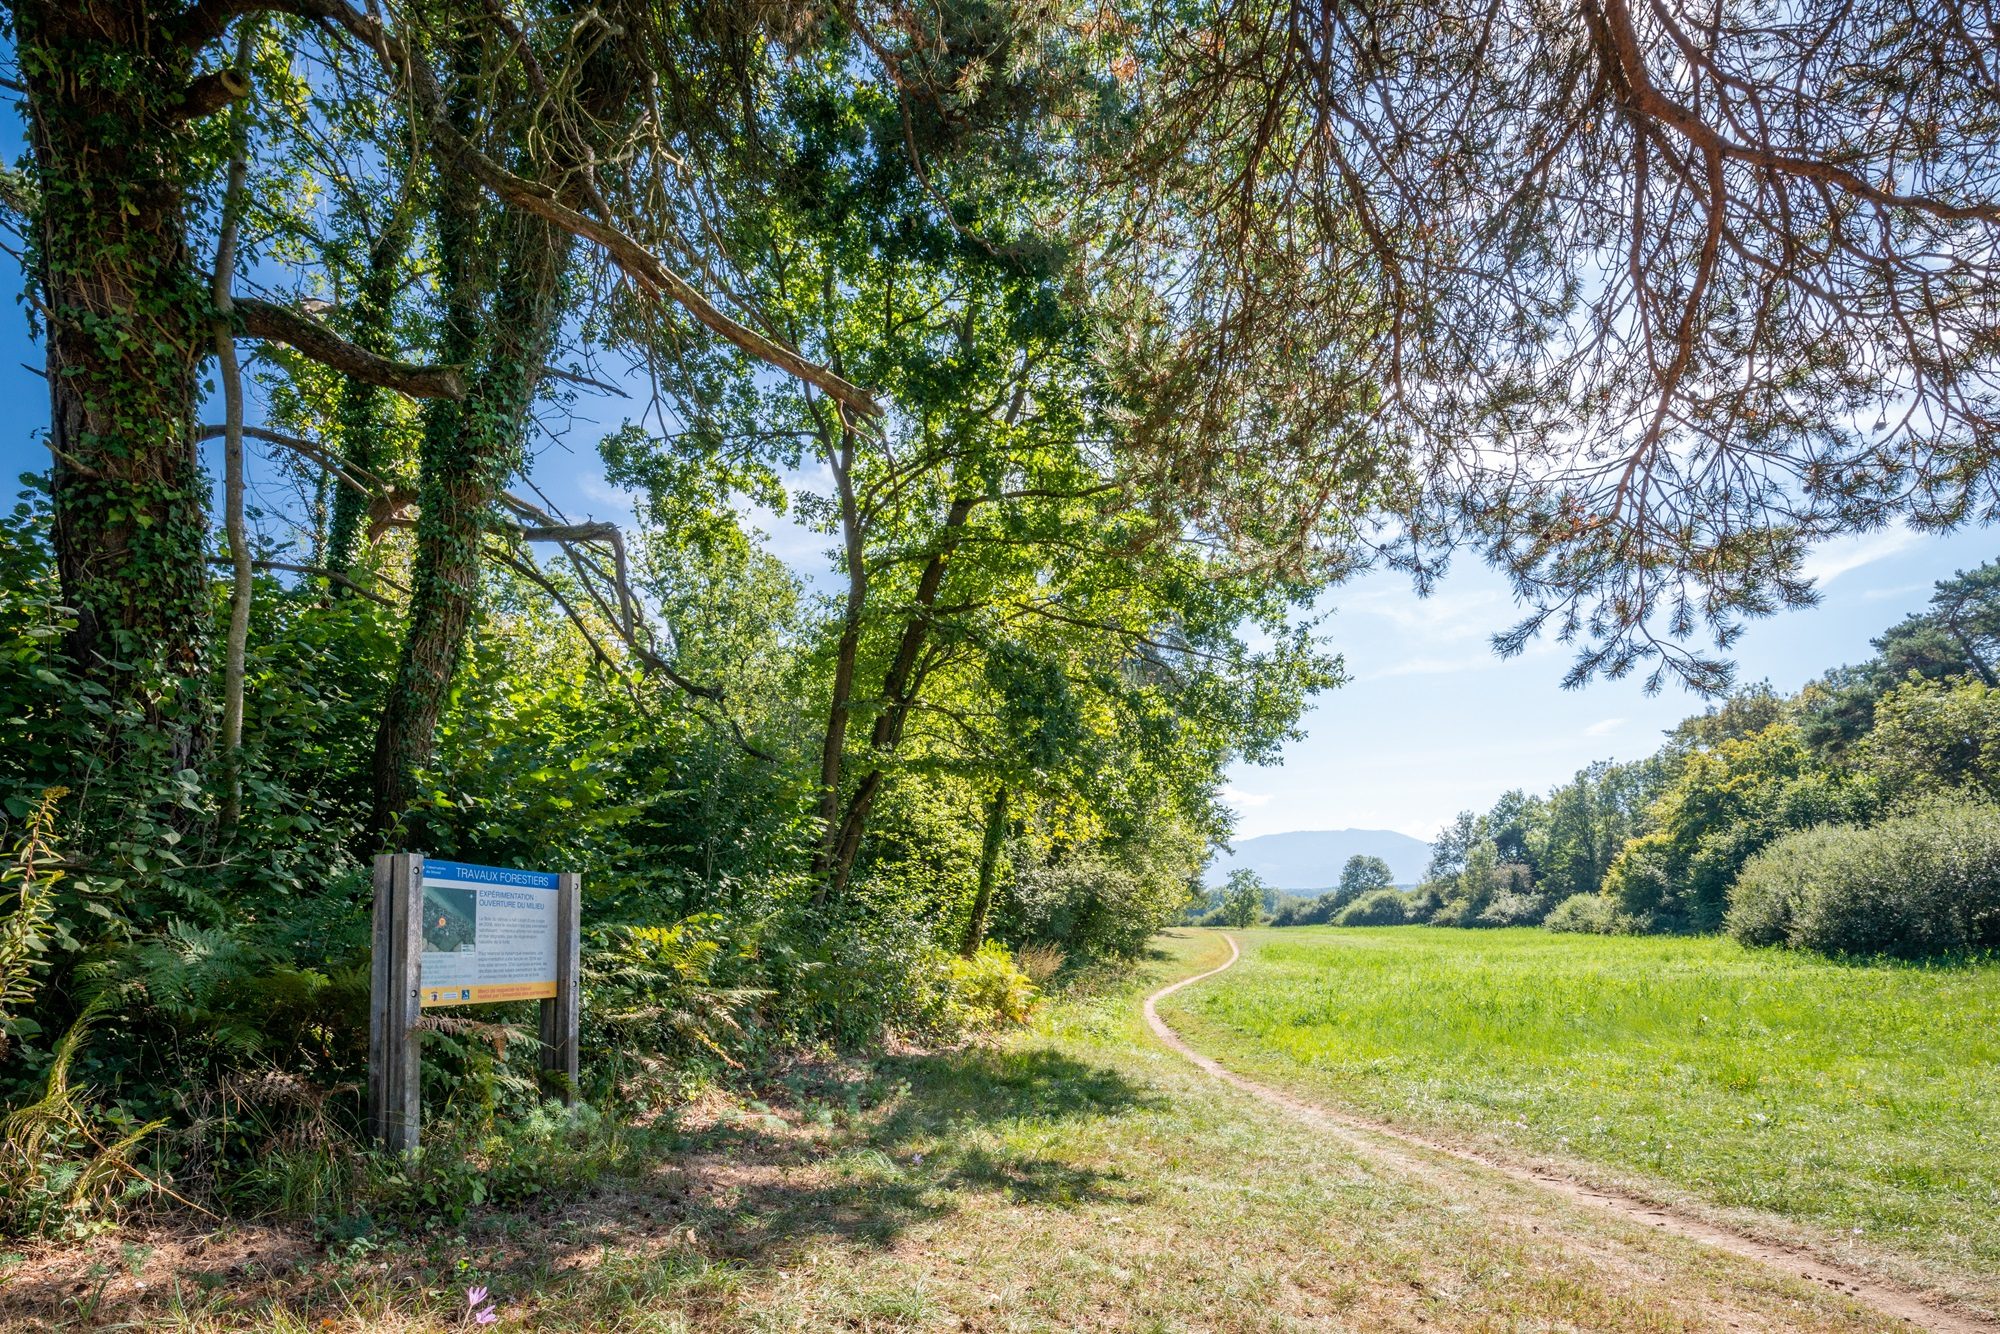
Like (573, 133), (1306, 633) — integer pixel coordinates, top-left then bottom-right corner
(1143, 932), (1997, 1334)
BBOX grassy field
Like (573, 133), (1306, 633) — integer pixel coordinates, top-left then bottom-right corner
(1154, 926), (2000, 1295)
(0, 932), (1915, 1331)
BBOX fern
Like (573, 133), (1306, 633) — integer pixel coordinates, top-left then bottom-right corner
(588, 918), (770, 1074)
(0, 999), (166, 1237)
(0, 785), (66, 1055)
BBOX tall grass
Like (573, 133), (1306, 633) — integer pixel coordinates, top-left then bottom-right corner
(1157, 926), (2000, 1282)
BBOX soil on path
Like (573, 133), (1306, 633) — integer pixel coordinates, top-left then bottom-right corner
(1144, 932), (1998, 1334)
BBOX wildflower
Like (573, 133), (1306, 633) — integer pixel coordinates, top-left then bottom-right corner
(464, 1286), (498, 1328)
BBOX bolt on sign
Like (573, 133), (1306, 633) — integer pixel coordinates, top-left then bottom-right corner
(368, 853), (581, 1153)
(419, 860), (562, 1005)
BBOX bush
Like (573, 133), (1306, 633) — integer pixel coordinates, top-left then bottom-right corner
(1727, 803), (2000, 957)
(943, 942), (1038, 1030)
(1008, 854), (1191, 958)
(587, 916), (770, 1082)
(1476, 890), (1547, 927)
(1012, 942), (1066, 985)
(1334, 889), (1408, 926)
(1602, 832), (1673, 928)
(1404, 881), (1447, 922)
(1270, 885), (1372, 926)
(1543, 893), (1640, 935)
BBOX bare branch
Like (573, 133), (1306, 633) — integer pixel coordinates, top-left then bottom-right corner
(236, 298), (465, 399)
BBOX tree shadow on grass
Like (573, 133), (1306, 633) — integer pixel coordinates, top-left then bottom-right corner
(517, 1046), (1161, 1271)
(0, 1047), (1162, 1326)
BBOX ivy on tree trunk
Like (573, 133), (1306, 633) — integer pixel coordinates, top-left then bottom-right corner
(19, 0), (222, 768)
(366, 200), (569, 842)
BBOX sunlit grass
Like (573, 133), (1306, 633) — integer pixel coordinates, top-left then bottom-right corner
(0, 932), (1926, 1330)
(1155, 926), (2000, 1284)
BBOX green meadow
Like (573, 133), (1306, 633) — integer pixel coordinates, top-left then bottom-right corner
(1154, 926), (2000, 1287)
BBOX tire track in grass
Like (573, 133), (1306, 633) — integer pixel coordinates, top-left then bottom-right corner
(1144, 931), (1997, 1334)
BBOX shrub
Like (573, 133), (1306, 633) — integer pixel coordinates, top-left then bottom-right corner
(1404, 881), (1447, 922)
(1267, 893), (1314, 926)
(1334, 889), (1408, 926)
(1012, 942), (1066, 985)
(944, 942), (1038, 1030)
(1, 1004), (164, 1237)
(1726, 802), (2000, 957)
(1476, 891), (1547, 927)
(1008, 854), (1190, 958)
(1270, 885), (1372, 926)
(1543, 893), (1639, 935)
(1602, 832), (1673, 928)
(587, 916), (770, 1077)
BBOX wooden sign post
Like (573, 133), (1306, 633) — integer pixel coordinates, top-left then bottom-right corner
(368, 854), (582, 1153)
(367, 853), (423, 1154)
(539, 871), (582, 1097)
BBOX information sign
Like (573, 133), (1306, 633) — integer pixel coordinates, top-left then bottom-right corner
(418, 859), (561, 1005)
(370, 853), (583, 1152)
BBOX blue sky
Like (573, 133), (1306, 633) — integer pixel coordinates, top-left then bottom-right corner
(4, 94), (1990, 850)
(1216, 525), (1994, 843)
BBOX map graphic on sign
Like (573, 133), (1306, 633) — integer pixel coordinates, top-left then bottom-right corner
(418, 860), (560, 1006)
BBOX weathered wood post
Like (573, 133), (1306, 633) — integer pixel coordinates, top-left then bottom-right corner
(367, 852), (424, 1153)
(370, 856), (579, 1146)
(538, 871), (582, 1103)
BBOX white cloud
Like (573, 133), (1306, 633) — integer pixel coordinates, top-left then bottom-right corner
(1219, 786), (1275, 809)
(1801, 527), (1922, 587)
(1861, 581), (1931, 603)
(1371, 652), (1496, 680)
(1584, 717), (1626, 737)
(1337, 583), (1511, 644)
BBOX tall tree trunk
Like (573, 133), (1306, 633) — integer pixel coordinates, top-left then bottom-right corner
(324, 210), (415, 583)
(19, 1), (218, 767)
(811, 423), (867, 903)
(821, 494), (977, 900)
(366, 203), (569, 842)
(959, 786), (1009, 958)
(213, 22), (257, 831)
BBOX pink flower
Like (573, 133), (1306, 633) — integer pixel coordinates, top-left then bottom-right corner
(463, 1287), (497, 1328)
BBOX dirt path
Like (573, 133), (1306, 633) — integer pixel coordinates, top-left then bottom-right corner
(1144, 932), (1998, 1334)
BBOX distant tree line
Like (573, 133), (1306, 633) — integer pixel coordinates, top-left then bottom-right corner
(1252, 563), (2000, 957)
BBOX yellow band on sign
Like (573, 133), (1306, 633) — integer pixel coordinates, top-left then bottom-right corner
(423, 981), (558, 1006)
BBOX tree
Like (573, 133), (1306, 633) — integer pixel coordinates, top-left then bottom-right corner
(16, 0), (257, 764)
(594, 23), (1336, 912)
(1427, 811), (1480, 882)
(1430, 841), (1504, 927)
(1604, 723), (1873, 931)
(1862, 679), (2000, 807)
(363, 20), (575, 840)
(1533, 760), (1661, 902)
(9, 0), (881, 800)
(1483, 790), (1542, 878)
(1220, 869), (1266, 929)
(1799, 560), (2000, 754)
(1337, 855), (1396, 898)
(1093, 0), (2000, 692)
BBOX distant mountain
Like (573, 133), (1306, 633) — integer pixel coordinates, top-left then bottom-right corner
(1204, 829), (1433, 890)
